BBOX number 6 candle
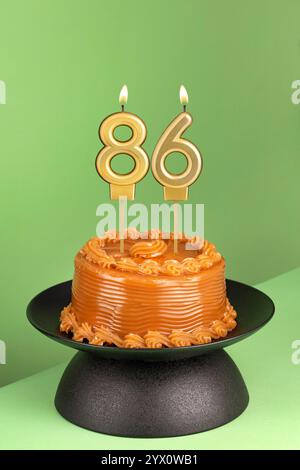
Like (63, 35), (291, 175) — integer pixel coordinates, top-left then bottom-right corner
(151, 85), (202, 201)
(152, 85), (203, 252)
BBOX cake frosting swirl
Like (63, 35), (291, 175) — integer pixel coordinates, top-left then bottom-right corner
(60, 230), (237, 348)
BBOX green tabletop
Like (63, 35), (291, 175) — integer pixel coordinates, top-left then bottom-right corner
(0, 268), (299, 450)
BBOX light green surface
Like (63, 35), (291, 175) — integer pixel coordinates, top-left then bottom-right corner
(1, 0), (299, 385)
(0, 268), (299, 450)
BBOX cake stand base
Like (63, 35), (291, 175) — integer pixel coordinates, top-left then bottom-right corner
(28, 279), (274, 437)
(55, 349), (249, 437)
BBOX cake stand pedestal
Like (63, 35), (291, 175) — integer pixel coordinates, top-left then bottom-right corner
(27, 280), (274, 437)
(55, 350), (248, 437)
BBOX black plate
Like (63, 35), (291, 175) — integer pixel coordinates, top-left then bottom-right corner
(27, 279), (274, 362)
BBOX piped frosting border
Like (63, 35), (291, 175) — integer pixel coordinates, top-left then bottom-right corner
(79, 229), (222, 276)
(60, 299), (237, 349)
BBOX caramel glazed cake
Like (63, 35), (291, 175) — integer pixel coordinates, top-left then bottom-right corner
(60, 230), (237, 349)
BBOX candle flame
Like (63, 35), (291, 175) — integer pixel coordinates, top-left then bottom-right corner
(119, 85), (128, 106)
(179, 85), (188, 106)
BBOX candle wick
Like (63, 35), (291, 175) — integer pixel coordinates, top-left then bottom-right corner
(183, 105), (186, 112)
(121, 105), (124, 112)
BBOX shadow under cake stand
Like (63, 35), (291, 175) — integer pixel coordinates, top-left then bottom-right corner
(27, 279), (274, 437)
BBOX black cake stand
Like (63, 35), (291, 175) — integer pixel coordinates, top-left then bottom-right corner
(27, 279), (274, 437)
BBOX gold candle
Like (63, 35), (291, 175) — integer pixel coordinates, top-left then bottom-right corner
(152, 86), (203, 252)
(151, 85), (202, 201)
(96, 85), (149, 201)
(96, 85), (149, 252)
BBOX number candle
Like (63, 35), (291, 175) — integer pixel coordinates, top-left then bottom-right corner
(151, 85), (202, 201)
(152, 86), (203, 252)
(96, 85), (149, 201)
(96, 85), (149, 252)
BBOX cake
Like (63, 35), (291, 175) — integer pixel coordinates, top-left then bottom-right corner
(60, 230), (237, 348)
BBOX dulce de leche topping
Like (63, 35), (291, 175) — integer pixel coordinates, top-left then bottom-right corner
(129, 239), (168, 258)
(78, 230), (218, 276)
(60, 230), (238, 348)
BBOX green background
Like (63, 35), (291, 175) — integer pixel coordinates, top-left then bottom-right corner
(0, 0), (299, 387)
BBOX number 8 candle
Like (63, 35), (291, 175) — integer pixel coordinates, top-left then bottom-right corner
(96, 85), (149, 252)
(96, 85), (149, 201)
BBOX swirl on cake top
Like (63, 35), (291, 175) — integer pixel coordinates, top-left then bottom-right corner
(129, 239), (168, 258)
(78, 229), (222, 276)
